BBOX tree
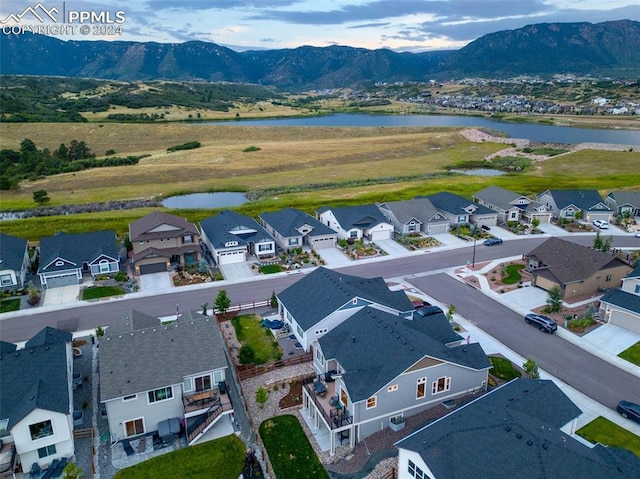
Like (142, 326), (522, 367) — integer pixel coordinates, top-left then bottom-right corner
(545, 285), (563, 313)
(601, 235), (613, 253)
(62, 461), (83, 479)
(214, 289), (231, 316)
(33, 189), (50, 205)
(255, 386), (269, 409)
(270, 290), (278, 309)
(593, 230), (603, 251)
(523, 358), (540, 379)
(531, 217), (540, 231)
(447, 304), (456, 322)
(238, 345), (256, 365)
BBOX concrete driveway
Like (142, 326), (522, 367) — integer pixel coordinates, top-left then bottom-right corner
(498, 285), (548, 313)
(581, 324), (640, 356)
(375, 239), (410, 257)
(43, 284), (80, 306)
(219, 262), (254, 281)
(317, 248), (351, 267)
(138, 272), (172, 292)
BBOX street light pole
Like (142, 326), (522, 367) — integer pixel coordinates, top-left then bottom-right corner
(472, 237), (477, 268)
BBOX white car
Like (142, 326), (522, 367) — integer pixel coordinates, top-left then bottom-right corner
(636, 231), (640, 238)
(593, 220), (609, 229)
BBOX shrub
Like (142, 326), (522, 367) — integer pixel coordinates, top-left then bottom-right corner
(256, 386), (269, 409)
(243, 146), (261, 152)
(238, 345), (256, 365)
(114, 271), (128, 282)
(167, 141), (201, 152)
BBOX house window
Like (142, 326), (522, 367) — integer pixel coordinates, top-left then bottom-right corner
(408, 222), (417, 232)
(0, 274), (12, 286)
(122, 394), (137, 402)
(314, 328), (328, 336)
(183, 235), (194, 244)
(99, 260), (110, 273)
(214, 370), (223, 385)
(0, 418), (8, 437)
(315, 347), (324, 364)
(288, 238), (299, 246)
(432, 376), (451, 395)
(510, 212), (518, 219)
(635, 285), (640, 294)
(296, 324), (304, 338)
(124, 418), (144, 438)
(160, 238), (170, 242)
(416, 377), (426, 399)
(30, 420), (53, 440)
(37, 444), (57, 459)
(194, 375), (212, 392)
(139, 240), (150, 244)
(349, 230), (358, 238)
(258, 243), (271, 252)
(183, 378), (193, 392)
(387, 384), (398, 393)
(606, 274), (612, 282)
(366, 396), (377, 409)
(352, 298), (357, 305)
(457, 216), (466, 223)
(408, 459), (429, 479)
(148, 386), (173, 403)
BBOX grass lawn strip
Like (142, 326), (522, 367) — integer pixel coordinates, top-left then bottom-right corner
(0, 298), (21, 313)
(82, 286), (126, 300)
(576, 416), (640, 458)
(231, 314), (283, 364)
(260, 415), (329, 479)
(259, 264), (283, 274)
(113, 435), (245, 479)
(617, 341), (640, 366)
(488, 356), (522, 381)
(502, 264), (524, 285)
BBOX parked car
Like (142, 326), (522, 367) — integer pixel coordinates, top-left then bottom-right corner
(635, 231), (640, 238)
(483, 237), (503, 246)
(616, 401), (640, 424)
(524, 313), (558, 333)
(481, 224), (491, 231)
(415, 305), (443, 317)
(592, 220), (609, 229)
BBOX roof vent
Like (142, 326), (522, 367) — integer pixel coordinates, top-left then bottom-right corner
(516, 433), (522, 439)
(352, 336), (356, 343)
(505, 426), (511, 432)
(527, 440), (533, 446)
(542, 443), (548, 450)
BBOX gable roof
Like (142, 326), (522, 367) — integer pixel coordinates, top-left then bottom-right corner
(277, 267), (413, 331)
(425, 191), (494, 216)
(474, 185), (530, 211)
(395, 379), (640, 479)
(129, 211), (199, 242)
(627, 264), (640, 279)
(99, 310), (229, 401)
(260, 208), (336, 238)
(0, 327), (71, 430)
(318, 203), (389, 231)
(542, 189), (610, 211)
(600, 288), (640, 314)
(38, 230), (118, 272)
(606, 190), (640, 208)
(525, 237), (629, 285)
(0, 232), (28, 272)
(319, 307), (491, 402)
(200, 210), (274, 249)
(377, 197), (442, 224)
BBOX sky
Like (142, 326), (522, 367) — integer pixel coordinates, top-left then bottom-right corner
(1, 0), (639, 52)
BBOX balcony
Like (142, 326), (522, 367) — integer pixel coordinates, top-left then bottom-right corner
(303, 378), (352, 430)
(182, 386), (231, 417)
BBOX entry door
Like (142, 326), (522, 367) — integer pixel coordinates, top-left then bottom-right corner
(125, 418), (144, 437)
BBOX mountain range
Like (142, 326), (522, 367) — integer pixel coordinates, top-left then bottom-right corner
(1, 20), (639, 90)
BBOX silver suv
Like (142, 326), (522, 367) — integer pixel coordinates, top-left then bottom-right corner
(525, 313), (557, 333)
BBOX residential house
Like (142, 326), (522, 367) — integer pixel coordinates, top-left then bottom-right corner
(605, 190), (640, 217)
(316, 204), (394, 241)
(259, 208), (337, 252)
(276, 267), (414, 352)
(199, 210), (276, 265)
(0, 327), (75, 472)
(473, 185), (552, 224)
(376, 198), (449, 235)
(599, 265), (640, 333)
(303, 307), (491, 455)
(99, 310), (233, 446)
(525, 237), (632, 300)
(395, 378), (640, 479)
(537, 189), (613, 222)
(38, 230), (119, 288)
(0, 232), (30, 291)
(129, 211), (201, 275)
(424, 192), (498, 228)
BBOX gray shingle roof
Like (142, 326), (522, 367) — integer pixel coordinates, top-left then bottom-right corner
(129, 211), (199, 242)
(277, 267), (413, 331)
(474, 185), (528, 211)
(425, 191), (494, 215)
(319, 204), (389, 231)
(260, 208), (336, 238)
(0, 327), (71, 430)
(0, 232), (27, 273)
(544, 189), (610, 211)
(200, 210), (274, 249)
(377, 197), (441, 224)
(607, 190), (640, 209)
(319, 307), (491, 401)
(600, 288), (640, 314)
(38, 230), (118, 273)
(99, 310), (229, 401)
(396, 379), (640, 479)
(526, 237), (629, 285)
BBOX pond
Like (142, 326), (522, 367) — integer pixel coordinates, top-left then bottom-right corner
(450, 168), (505, 176)
(162, 192), (248, 209)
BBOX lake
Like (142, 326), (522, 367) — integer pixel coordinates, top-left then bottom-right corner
(162, 192), (248, 209)
(206, 113), (640, 146)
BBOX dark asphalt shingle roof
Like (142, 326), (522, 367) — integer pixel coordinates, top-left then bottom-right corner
(396, 379), (640, 478)
(318, 307), (491, 401)
(0, 327), (71, 431)
(526, 237), (629, 285)
(377, 197), (442, 224)
(260, 208), (336, 238)
(100, 310), (229, 401)
(38, 230), (118, 273)
(627, 264), (640, 279)
(0, 232), (28, 273)
(425, 191), (494, 216)
(277, 267), (414, 331)
(600, 288), (640, 314)
(543, 189), (610, 212)
(474, 185), (530, 211)
(318, 204), (389, 231)
(200, 210), (274, 249)
(607, 190), (640, 209)
(129, 211), (199, 242)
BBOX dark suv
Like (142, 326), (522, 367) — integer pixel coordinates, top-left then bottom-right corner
(524, 313), (557, 333)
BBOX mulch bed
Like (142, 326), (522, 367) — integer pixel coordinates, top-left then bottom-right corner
(279, 380), (303, 409)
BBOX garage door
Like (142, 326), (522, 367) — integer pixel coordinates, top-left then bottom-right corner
(217, 251), (245, 265)
(427, 223), (449, 235)
(611, 310), (640, 334)
(45, 274), (78, 288)
(311, 237), (335, 249)
(370, 229), (392, 241)
(139, 263), (167, 275)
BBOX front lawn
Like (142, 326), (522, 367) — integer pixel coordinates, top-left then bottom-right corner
(618, 341), (640, 366)
(82, 286), (126, 300)
(231, 314), (283, 364)
(260, 415), (329, 479)
(501, 264), (524, 285)
(0, 298), (20, 313)
(577, 416), (640, 458)
(113, 435), (246, 479)
(259, 264), (283, 274)
(489, 356), (522, 381)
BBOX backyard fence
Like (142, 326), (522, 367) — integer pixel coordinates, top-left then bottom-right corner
(236, 352), (313, 381)
(213, 299), (271, 320)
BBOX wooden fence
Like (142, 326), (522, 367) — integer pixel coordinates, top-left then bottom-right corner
(236, 352), (313, 380)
